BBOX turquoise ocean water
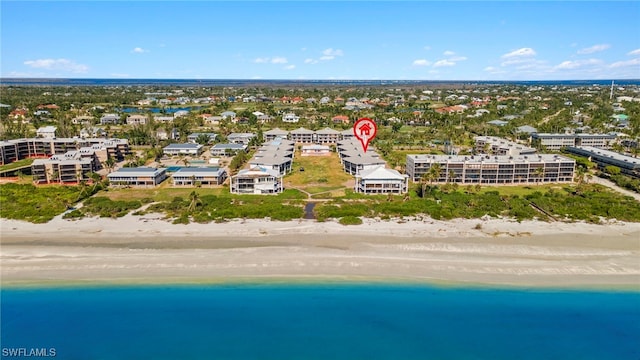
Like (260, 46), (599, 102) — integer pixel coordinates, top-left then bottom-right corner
(2, 284), (639, 359)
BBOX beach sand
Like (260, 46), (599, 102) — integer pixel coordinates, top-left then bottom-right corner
(2, 213), (639, 288)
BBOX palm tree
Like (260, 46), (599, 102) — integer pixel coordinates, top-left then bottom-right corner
(533, 166), (544, 185)
(104, 156), (116, 173)
(188, 191), (201, 213)
(427, 163), (442, 185)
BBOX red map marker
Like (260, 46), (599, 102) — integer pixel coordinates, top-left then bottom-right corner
(353, 117), (377, 153)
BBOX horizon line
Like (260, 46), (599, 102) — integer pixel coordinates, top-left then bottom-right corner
(2, 77), (639, 82)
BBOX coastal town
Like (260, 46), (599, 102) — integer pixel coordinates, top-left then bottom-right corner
(1, 82), (638, 208)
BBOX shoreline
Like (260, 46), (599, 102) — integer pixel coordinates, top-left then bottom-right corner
(2, 215), (640, 290)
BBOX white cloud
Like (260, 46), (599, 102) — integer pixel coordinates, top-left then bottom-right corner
(554, 59), (603, 70)
(23, 58), (89, 73)
(322, 48), (344, 57)
(304, 58), (318, 65)
(254, 57), (288, 64)
(610, 58), (640, 68)
(284, 64), (296, 70)
(412, 59), (431, 66)
(449, 56), (467, 62)
(577, 44), (610, 54)
(131, 47), (148, 54)
(423, 46), (431, 51)
(319, 55), (335, 61)
(433, 60), (455, 67)
(627, 49), (640, 56)
(271, 57), (288, 64)
(443, 50), (455, 56)
(501, 48), (536, 58)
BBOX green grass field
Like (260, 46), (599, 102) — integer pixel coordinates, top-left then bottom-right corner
(285, 152), (352, 194)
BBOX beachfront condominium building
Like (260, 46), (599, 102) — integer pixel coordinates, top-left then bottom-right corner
(31, 151), (94, 184)
(0, 137), (130, 166)
(171, 167), (228, 186)
(531, 133), (616, 151)
(337, 138), (386, 175)
(230, 166), (283, 194)
(314, 127), (341, 144)
(355, 165), (409, 194)
(289, 127), (315, 143)
(566, 146), (640, 178)
(406, 154), (575, 185)
(474, 136), (536, 156)
(248, 138), (295, 176)
(107, 167), (168, 187)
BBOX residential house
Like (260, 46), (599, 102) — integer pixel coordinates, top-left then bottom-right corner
(162, 143), (204, 156)
(80, 127), (107, 138)
(100, 114), (120, 125)
(126, 114), (147, 125)
(230, 166), (283, 194)
(355, 165), (409, 194)
(282, 113), (300, 123)
(210, 143), (247, 156)
(187, 132), (217, 144)
(36, 126), (57, 139)
(227, 132), (256, 145)
(301, 144), (331, 156)
(332, 115), (350, 125)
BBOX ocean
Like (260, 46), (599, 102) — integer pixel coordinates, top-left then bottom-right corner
(1, 78), (639, 87)
(1, 284), (639, 360)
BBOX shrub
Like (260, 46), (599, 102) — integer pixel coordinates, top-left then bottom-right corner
(339, 216), (363, 225)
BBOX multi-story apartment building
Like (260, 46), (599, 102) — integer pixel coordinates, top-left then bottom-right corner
(0, 138), (130, 165)
(172, 167), (227, 186)
(314, 128), (341, 144)
(31, 151), (94, 184)
(289, 127), (315, 143)
(406, 154), (575, 185)
(566, 146), (640, 178)
(107, 167), (168, 187)
(532, 133), (615, 151)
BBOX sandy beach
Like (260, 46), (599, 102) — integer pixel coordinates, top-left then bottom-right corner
(2, 213), (640, 288)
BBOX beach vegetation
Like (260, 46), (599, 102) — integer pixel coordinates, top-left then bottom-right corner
(0, 183), (98, 223)
(339, 215), (363, 225)
(75, 196), (145, 218)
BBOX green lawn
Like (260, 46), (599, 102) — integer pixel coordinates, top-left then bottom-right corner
(285, 152), (352, 193)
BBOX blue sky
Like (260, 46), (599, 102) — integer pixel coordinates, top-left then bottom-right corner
(1, 1), (639, 80)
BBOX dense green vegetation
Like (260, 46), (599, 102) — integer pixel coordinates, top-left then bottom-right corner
(2, 181), (640, 224)
(0, 183), (83, 223)
(64, 196), (149, 219)
(315, 184), (640, 223)
(144, 190), (306, 223)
